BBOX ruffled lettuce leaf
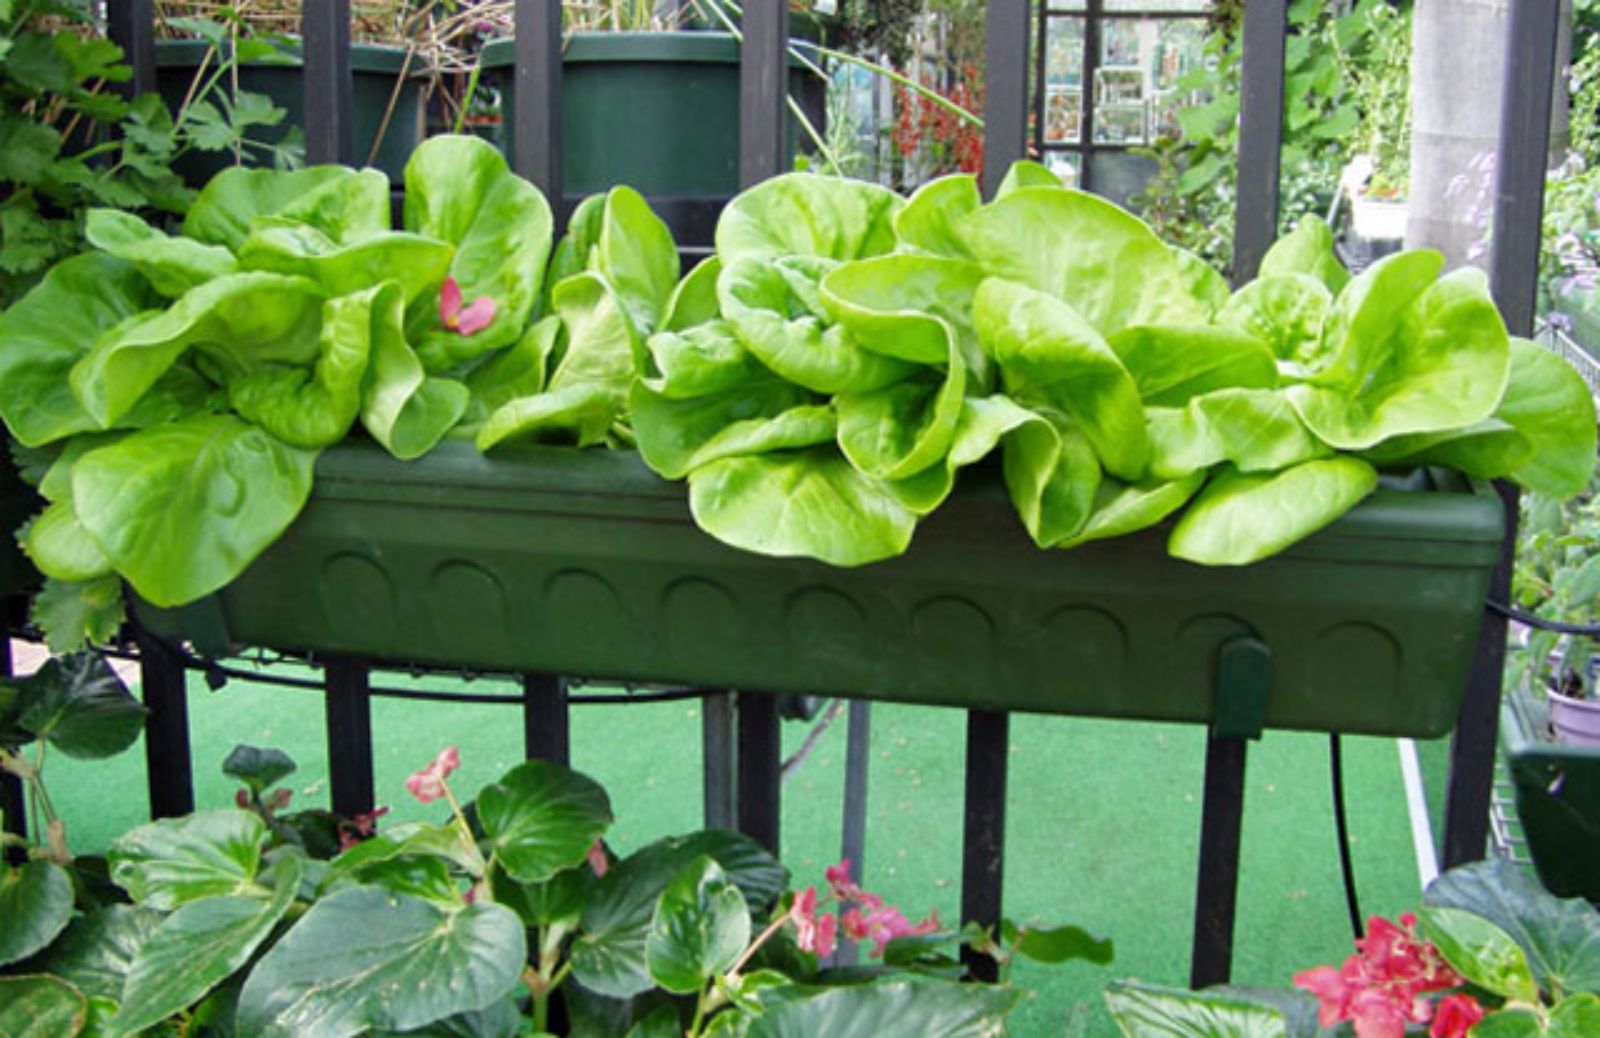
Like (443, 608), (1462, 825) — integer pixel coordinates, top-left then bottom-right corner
(715, 173), (904, 264)
(1169, 458), (1380, 566)
(182, 166), (387, 251)
(84, 209), (236, 297)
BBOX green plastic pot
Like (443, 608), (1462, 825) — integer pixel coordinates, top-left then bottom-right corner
(155, 40), (425, 186)
(136, 442), (1504, 736)
(1501, 684), (1600, 900)
(479, 33), (818, 233)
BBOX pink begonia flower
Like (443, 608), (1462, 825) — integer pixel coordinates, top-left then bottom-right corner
(1294, 913), (1463, 1038)
(586, 839), (609, 878)
(338, 805), (390, 852)
(439, 276), (497, 335)
(235, 789), (250, 809)
(1429, 994), (1486, 1038)
(405, 747), (461, 804)
(788, 887), (838, 958)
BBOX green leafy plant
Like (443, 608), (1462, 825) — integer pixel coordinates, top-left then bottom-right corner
(1103, 858), (1600, 1038)
(1343, 0), (1411, 202)
(4, 140), (1598, 652)
(0, 0), (303, 308)
(0, 742), (1107, 1035)
(1509, 462), (1600, 702)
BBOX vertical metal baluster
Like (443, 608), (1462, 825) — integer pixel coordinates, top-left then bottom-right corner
(325, 657), (374, 818)
(303, 0), (352, 165)
(0, 636), (24, 861)
(135, 631), (195, 819)
(703, 692), (737, 831)
(522, 673), (570, 764)
(954, 0), (1030, 984)
(736, 693), (780, 854)
(513, 0), (563, 217)
(829, 700), (872, 967)
(105, 0), (155, 97)
(1445, 1), (1561, 867)
(1231, 0), (1287, 285)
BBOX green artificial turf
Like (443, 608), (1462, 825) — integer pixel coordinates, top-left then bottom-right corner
(39, 663), (1438, 1037)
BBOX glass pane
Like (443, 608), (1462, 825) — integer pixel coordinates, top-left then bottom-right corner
(1043, 150), (1081, 190)
(1042, 17), (1084, 144)
(1047, 0), (1087, 10)
(1104, 0), (1208, 11)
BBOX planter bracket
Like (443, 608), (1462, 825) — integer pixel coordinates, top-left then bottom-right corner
(1213, 637), (1271, 741)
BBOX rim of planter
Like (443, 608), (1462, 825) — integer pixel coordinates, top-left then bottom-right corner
(1503, 682), (1600, 759)
(154, 38), (425, 75)
(479, 31), (818, 67)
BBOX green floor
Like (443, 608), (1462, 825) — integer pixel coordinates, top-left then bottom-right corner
(41, 665), (1444, 1037)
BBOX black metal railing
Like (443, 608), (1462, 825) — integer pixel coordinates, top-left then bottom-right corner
(0, 0), (1554, 990)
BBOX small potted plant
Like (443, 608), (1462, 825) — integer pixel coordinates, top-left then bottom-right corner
(1340, 1), (1411, 259)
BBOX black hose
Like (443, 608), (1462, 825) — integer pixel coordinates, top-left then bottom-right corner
(1330, 734), (1365, 941)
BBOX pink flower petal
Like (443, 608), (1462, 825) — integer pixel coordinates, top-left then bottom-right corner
(455, 295), (497, 336)
(406, 746), (461, 804)
(587, 839), (609, 878)
(440, 276), (463, 327)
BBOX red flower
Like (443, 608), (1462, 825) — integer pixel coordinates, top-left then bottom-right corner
(1430, 995), (1486, 1038)
(1294, 914), (1464, 1038)
(439, 277), (496, 336)
(405, 747), (460, 804)
(586, 839), (609, 878)
(789, 887), (837, 958)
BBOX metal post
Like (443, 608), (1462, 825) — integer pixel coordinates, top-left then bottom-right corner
(831, 700), (872, 967)
(1444, 0), (1561, 869)
(982, 0), (1031, 199)
(703, 692), (737, 830)
(960, 710), (1009, 982)
(1189, 638), (1271, 987)
(104, 0), (155, 97)
(736, 693), (780, 854)
(1231, 0), (1287, 284)
(738, 0), (788, 187)
(513, 0), (563, 206)
(303, 0), (352, 165)
(0, 636), (23, 861)
(324, 657), (374, 818)
(135, 631), (194, 819)
(522, 673), (570, 764)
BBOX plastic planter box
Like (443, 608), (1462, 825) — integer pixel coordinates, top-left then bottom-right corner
(136, 442), (1505, 737)
(1501, 685), (1600, 899)
(156, 41), (425, 186)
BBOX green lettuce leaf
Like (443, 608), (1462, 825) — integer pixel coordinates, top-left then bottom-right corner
(894, 173), (980, 261)
(595, 186), (680, 336)
(1218, 274), (1332, 365)
(1168, 458), (1379, 566)
(182, 165), (386, 251)
(1171, 246), (1231, 318)
(836, 338), (966, 481)
(975, 277), (1148, 481)
(237, 220), (455, 306)
(71, 415), (317, 606)
(1146, 388), (1330, 481)
(1053, 473), (1207, 550)
(995, 160), (1064, 197)
(630, 378), (818, 480)
(1258, 215), (1350, 294)
(821, 253), (989, 384)
(715, 172), (904, 263)
(84, 208), (236, 297)
(1108, 324), (1278, 407)
(956, 186), (1209, 335)
(403, 135), (554, 370)
(1002, 408), (1102, 548)
(360, 282), (470, 460)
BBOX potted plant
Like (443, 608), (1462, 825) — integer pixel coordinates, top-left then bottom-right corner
(152, 0), (430, 184)
(472, 1), (824, 246)
(1500, 465), (1600, 900)
(1341, 1), (1411, 260)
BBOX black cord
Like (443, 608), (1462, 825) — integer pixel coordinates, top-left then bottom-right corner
(1487, 599), (1600, 636)
(1329, 734), (1364, 941)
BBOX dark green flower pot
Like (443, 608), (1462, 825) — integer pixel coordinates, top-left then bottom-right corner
(1501, 683), (1600, 900)
(135, 442), (1504, 737)
(479, 32), (820, 246)
(155, 40), (425, 186)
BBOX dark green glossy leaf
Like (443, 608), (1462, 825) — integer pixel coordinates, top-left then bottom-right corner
(476, 760), (612, 885)
(0, 975), (88, 1037)
(236, 887), (526, 1037)
(1102, 982), (1297, 1038)
(1012, 923), (1114, 965)
(222, 745), (297, 794)
(0, 861), (74, 966)
(15, 651), (142, 759)
(113, 854), (304, 1035)
(28, 904), (164, 1002)
(743, 980), (1021, 1037)
(110, 809), (267, 910)
(645, 856), (750, 994)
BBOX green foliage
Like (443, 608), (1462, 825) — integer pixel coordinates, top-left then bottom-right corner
(0, 742), (1081, 1036)
(1106, 859), (1600, 1038)
(1130, 0), (1404, 272)
(1509, 459), (1600, 700)
(0, 1), (302, 307)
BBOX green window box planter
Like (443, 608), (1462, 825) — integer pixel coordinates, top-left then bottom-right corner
(155, 40), (426, 186)
(135, 441), (1504, 737)
(1501, 684), (1600, 901)
(479, 33), (819, 241)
